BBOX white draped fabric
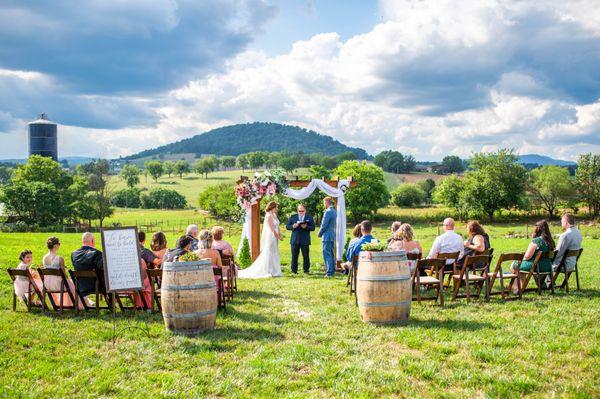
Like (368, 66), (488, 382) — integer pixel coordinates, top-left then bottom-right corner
(238, 179), (351, 260)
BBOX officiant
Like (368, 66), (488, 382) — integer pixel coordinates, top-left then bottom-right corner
(285, 204), (315, 274)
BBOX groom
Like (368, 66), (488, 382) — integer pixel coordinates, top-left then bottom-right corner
(286, 204), (315, 274)
(318, 196), (337, 277)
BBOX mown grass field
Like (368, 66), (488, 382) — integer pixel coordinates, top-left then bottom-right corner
(1, 221), (599, 398)
(110, 170), (243, 205)
(383, 171), (447, 191)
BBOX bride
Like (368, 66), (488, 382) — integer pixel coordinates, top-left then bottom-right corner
(239, 201), (284, 278)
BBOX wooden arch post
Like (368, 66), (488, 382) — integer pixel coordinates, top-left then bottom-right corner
(250, 200), (261, 261)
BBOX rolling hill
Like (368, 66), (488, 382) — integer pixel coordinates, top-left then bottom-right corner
(518, 154), (576, 166)
(125, 122), (370, 160)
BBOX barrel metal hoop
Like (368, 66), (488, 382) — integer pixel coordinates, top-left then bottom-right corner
(357, 275), (410, 281)
(162, 260), (212, 272)
(162, 282), (216, 290)
(163, 309), (217, 319)
(163, 264), (212, 272)
(358, 300), (412, 307)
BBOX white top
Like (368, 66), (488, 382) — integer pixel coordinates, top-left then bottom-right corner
(427, 230), (463, 264)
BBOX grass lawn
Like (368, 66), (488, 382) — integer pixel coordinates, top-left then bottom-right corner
(1, 223), (599, 397)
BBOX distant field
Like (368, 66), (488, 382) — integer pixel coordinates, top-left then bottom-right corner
(110, 170), (243, 205)
(383, 171), (448, 191)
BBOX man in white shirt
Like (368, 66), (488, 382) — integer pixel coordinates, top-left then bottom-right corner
(428, 218), (463, 268)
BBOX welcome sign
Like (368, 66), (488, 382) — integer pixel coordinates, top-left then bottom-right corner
(101, 227), (144, 292)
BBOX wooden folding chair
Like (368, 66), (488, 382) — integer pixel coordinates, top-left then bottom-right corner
(37, 267), (77, 312)
(220, 257), (234, 301)
(213, 267), (226, 310)
(552, 248), (583, 292)
(412, 258), (445, 305)
(147, 268), (162, 310)
(451, 254), (492, 302)
(347, 256), (359, 296)
(520, 251), (555, 294)
(69, 269), (112, 313)
(437, 252), (460, 290)
(6, 268), (46, 311)
(406, 252), (422, 263)
(482, 248), (494, 257)
(489, 253), (523, 300)
(221, 254), (237, 292)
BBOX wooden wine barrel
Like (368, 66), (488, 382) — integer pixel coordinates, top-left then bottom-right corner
(161, 259), (217, 334)
(356, 250), (411, 324)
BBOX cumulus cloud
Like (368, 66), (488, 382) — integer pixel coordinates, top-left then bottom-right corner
(0, 0), (276, 94)
(0, 0), (598, 161)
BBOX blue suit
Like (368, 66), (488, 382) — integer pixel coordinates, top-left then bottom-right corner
(318, 206), (337, 276)
(286, 213), (315, 273)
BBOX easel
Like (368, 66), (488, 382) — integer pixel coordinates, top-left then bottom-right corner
(100, 227), (152, 347)
(110, 292), (151, 348)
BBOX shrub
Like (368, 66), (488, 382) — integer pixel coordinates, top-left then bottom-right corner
(198, 183), (244, 221)
(141, 188), (187, 209)
(391, 184), (426, 207)
(238, 237), (251, 268)
(110, 188), (142, 208)
(334, 160), (389, 223)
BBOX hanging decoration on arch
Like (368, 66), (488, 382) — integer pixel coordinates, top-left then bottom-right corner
(235, 169), (289, 211)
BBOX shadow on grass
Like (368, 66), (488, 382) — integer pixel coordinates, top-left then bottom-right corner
(403, 317), (495, 331)
(178, 326), (284, 353)
(235, 290), (282, 300)
(575, 288), (600, 298)
(221, 306), (287, 324)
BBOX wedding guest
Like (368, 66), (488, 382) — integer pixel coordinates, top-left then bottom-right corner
(511, 220), (556, 291)
(71, 232), (106, 295)
(342, 224), (362, 273)
(138, 231), (161, 269)
(457, 221), (491, 268)
(195, 230), (223, 267)
(164, 235), (193, 262)
(389, 223), (423, 273)
(150, 231), (168, 263)
(195, 229), (224, 299)
(186, 224), (200, 251)
(386, 221), (402, 245)
(42, 236), (85, 308)
(13, 249), (43, 304)
(131, 258), (153, 310)
(211, 226), (234, 257)
(552, 213), (583, 272)
(346, 220), (375, 261)
(427, 218), (463, 271)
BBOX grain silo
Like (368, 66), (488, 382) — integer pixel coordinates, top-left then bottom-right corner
(28, 113), (58, 161)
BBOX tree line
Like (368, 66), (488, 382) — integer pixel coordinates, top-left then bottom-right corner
(432, 151), (599, 220)
(374, 151), (467, 174)
(128, 150), (360, 183)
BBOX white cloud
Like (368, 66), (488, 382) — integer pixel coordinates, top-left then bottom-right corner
(1, 0), (599, 161)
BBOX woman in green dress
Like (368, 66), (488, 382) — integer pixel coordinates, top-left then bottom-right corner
(511, 220), (555, 292)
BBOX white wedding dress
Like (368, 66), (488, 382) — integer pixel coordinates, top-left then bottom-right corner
(238, 211), (283, 278)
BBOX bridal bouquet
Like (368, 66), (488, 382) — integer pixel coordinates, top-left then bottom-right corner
(236, 169), (289, 211)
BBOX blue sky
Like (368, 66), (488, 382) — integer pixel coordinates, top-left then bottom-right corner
(0, 0), (599, 161)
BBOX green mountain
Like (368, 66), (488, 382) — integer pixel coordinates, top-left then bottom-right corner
(125, 122), (370, 159)
(518, 154), (576, 166)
